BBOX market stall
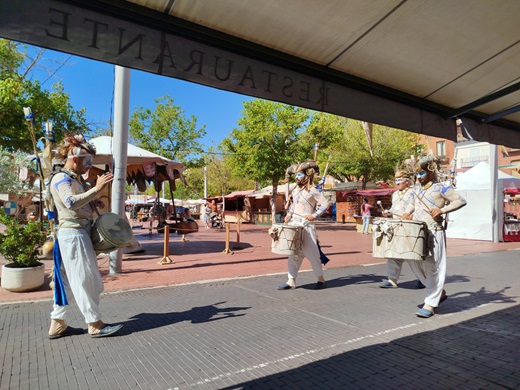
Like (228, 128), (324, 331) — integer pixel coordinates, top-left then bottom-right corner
(88, 136), (187, 245)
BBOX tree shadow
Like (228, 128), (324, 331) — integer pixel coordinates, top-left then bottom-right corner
(117, 301), (250, 335)
(439, 286), (517, 314)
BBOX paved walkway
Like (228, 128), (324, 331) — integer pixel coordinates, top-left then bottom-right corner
(0, 221), (519, 389)
(0, 221), (517, 304)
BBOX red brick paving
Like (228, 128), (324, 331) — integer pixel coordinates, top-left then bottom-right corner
(0, 221), (518, 303)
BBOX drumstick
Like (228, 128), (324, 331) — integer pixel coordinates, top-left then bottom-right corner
(376, 200), (402, 218)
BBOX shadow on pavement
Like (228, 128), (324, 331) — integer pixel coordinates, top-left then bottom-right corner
(440, 286), (517, 314)
(119, 301), (251, 335)
(220, 304), (520, 389)
(298, 273), (386, 290)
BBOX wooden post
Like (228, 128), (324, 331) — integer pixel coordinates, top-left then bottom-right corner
(222, 222), (233, 254)
(232, 218), (242, 249)
(158, 225), (174, 264)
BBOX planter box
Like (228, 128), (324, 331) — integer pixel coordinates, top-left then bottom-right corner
(1, 262), (45, 292)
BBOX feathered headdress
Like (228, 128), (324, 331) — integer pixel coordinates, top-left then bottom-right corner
(58, 133), (96, 158)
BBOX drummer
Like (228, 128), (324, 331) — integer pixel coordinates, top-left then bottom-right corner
(402, 156), (467, 318)
(278, 161), (332, 290)
(48, 134), (124, 339)
(379, 170), (424, 289)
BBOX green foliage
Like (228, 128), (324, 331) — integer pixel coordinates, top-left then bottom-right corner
(174, 168), (204, 199)
(128, 95), (207, 167)
(0, 210), (47, 267)
(222, 99), (309, 186)
(327, 119), (424, 186)
(0, 146), (33, 195)
(0, 39), (89, 152)
(297, 111), (345, 163)
(174, 150), (255, 199)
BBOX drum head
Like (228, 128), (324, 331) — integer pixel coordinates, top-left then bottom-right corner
(97, 213), (133, 246)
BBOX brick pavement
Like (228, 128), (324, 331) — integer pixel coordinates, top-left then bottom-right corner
(0, 221), (519, 389)
(0, 221), (517, 303)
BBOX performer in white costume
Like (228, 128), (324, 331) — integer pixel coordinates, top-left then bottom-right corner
(379, 170), (422, 288)
(48, 134), (123, 339)
(278, 161), (332, 290)
(402, 156), (466, 318)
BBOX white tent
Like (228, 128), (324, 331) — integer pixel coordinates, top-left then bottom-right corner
(248, 184), (297, 199)
(446, 162), (520, 241)
(89, 136), (188, 253)
(89, 136), (186, 186)
(125, 197), (146, 205)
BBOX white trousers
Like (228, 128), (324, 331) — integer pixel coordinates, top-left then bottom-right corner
(50, 227), (104, 324)
(408, 230), (446, 307)
(386, 259), (405, 281)
(287, 221), (323, 280)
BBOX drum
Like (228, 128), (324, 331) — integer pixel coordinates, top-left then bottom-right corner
(269, 223), (303, 256)
(91, 212), (133, 254)
(372, 218), (428, 261)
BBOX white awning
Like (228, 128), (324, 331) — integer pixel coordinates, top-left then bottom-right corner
(2, 0), (519, 146)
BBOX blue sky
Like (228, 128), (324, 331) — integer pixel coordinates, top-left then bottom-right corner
(32, 46), (252, 149)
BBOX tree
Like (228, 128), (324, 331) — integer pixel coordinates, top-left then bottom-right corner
(174, 149), (255, 199)
(328, 120), (424, 187)
(0, 39), (88, 152)
(0, 146), (33, 195)
(128, 95), (206, 167)
(222, 100), (309, 220)
(298, 111), (346, 168)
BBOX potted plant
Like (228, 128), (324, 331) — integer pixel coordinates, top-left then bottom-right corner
(0, 210), (48, 292)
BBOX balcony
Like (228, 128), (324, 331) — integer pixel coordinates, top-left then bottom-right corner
(460, 155), (488, 168)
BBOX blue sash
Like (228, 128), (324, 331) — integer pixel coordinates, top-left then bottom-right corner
(317, 241), (330, 265)
(53, 238), (68, 306)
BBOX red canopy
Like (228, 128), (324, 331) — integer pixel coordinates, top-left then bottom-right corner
(356, 189), (397, 196)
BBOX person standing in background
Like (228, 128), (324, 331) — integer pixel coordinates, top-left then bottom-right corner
(361, 198), (372, 234)
(203, 202), (211, 229)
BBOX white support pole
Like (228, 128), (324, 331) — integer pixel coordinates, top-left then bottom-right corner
(109, 66), (131, 274)
(204, 165), (207, 198)
(490, 144), (500, 243)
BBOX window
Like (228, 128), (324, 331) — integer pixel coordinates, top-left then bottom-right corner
(436, 141), (446, 158)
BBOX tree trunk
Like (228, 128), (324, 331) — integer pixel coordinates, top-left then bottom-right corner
(271, 180), (278, 225)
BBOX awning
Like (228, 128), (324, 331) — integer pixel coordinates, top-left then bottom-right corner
(89, 136), (187, 188)
(222, 190), (255, 200)
(248, 184), (297, 199)
(1, 0), (519, 147)
(356, 189), (397, 197)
